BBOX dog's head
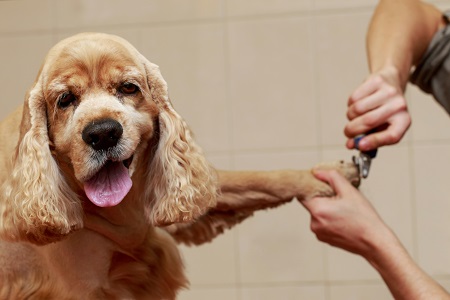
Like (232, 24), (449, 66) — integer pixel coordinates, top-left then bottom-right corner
(0, 33), (218, 244)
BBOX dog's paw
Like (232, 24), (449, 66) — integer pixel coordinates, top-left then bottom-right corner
(302, 160), (360, 200)
(313, 160), (360, 188)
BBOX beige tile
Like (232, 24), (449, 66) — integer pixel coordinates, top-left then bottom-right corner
(55, 0), (222, 29)
(408, 85), (450, 142)
(319, 146), (353, 164)
(205, 154), (233, 170)
(413, 144), (450, 277)
(233, 150), (321, 170)
(437, 278), (450, 291)
(327, 246), (381, 282)
(228, 17), (318, 151)
(226, 0), (312, 17)
(233, 151), (326, 283)
(0, 0), (53, 33)
(140, 24), (229, 153)
(241, 285), (326, 300)
(431, 2), (450, 12)
(322, 146), (415, 280)
(178, 287), (238, 300)
(314, 0), (377, 10)
(179, 230), (237, 285)
(56, 29), (140, 49)
(315, 12), (372, 146)
(0, 34), (54, 120)
(329, 282), (391, 300)
(237, 201), (326, 283)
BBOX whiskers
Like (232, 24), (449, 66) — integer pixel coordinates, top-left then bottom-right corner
(85, 142), (133, 179)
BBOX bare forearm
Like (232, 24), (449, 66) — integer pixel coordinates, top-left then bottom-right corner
(366, 230), (449, 299)
(305, 170), (449, 299)
(367, 0), (444, 89)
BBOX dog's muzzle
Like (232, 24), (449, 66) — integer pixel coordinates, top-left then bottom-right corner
(81, 118), (133, 208)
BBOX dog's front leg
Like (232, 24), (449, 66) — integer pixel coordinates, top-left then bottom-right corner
(166, 160), (360, 246)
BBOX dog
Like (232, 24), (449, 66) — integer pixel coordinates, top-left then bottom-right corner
(0, 32), (360, 299)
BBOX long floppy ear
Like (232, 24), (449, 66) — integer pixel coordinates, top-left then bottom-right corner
(0, 79), (83, 245)
(142, 60), (218, 226)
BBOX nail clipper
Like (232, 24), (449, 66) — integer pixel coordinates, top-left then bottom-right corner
(352, 135), (377, 179)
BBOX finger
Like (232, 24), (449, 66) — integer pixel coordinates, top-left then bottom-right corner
(312, 169), (355, 197)
(348, 75), (384, 106)
(344, 100), (402, 140)
(300, 195), (329, 214)
(346, 90), (408, 138)
(346, 108), (410, 151)
(344, 116), (382, 141)
(347, 86), (398, 120)
(299, 196), (314, 213)
(300, 170), (339, 212)
(355, 115), (411, 151)
(346, 138), (355, 150)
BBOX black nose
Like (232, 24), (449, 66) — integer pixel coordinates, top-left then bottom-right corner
(82, 119), (123, 151)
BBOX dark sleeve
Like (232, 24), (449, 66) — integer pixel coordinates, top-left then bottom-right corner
(410, 11), (450, 115)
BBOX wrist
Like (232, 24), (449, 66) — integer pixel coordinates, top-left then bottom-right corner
(377, 64), (409, 92)
(362, 226), (408, 271)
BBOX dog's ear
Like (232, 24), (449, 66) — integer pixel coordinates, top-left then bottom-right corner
(141, 60), (218, 226)
(0, 77), (83, 245)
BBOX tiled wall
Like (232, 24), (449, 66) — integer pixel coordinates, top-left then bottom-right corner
(1, 0), (450, 299)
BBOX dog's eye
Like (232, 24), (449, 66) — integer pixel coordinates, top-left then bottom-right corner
(58, 92), (76, 109)
(119, 82), (139, 95)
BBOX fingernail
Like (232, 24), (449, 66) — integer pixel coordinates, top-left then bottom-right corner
(358, 138), (368, 150)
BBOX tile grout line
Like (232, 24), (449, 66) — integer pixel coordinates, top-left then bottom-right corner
(406, 88), (420, 263)
(408, 141), (420, 261)
(221, 2), (243, 299)
(0, 5), (377, 38)
(309, 6), (333, 299)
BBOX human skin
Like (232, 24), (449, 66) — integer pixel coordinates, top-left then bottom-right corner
(344, 0), (445, 151)
(302, 169), (450, 300)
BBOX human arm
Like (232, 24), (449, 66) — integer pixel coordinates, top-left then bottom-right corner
(345, 0), (445, 151)
(301, 170), (450, 300)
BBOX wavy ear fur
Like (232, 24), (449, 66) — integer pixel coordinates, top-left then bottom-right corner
(0, 80), (83, 245)
(143, 60), (218, 226)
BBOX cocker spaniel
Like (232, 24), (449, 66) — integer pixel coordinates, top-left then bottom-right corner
(0, 33), (360, 299)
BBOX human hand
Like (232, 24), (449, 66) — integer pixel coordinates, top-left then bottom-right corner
(301, 169), (393, 257)
(345, 66), (411, 152)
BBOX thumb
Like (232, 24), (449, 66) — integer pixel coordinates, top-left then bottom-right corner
(312, 169), (355, 197)
(299, 194), (329, 214)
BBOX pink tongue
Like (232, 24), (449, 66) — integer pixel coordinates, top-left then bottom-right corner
(84, 162), (132, 207)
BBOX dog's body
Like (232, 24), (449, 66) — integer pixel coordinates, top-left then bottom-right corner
(0, 33), (359, 299)
(0, 105), (188, 299)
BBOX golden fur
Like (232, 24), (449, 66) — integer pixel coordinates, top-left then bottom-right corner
(0, 33), (360, 299)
